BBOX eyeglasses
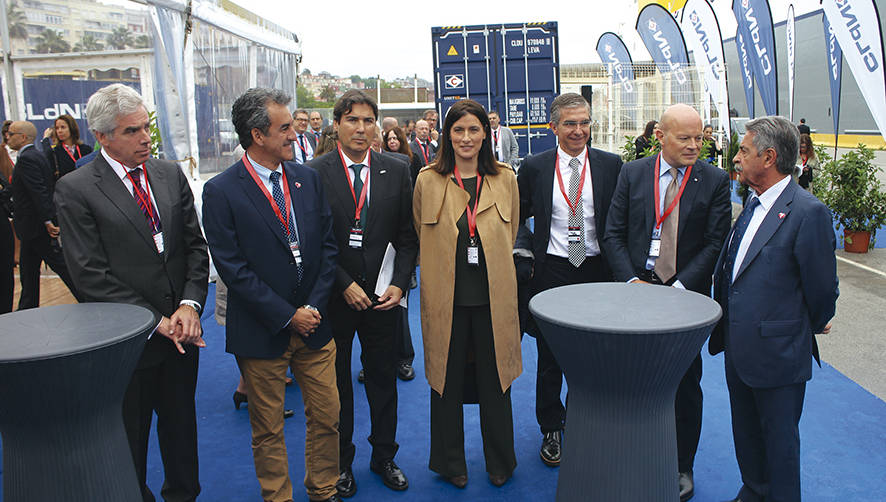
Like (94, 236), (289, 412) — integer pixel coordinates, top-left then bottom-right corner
(559, 120), (591, 130)
(293, 118), (308, 123)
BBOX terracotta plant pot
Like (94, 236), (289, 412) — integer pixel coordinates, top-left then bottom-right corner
(843, 229), (871, 253)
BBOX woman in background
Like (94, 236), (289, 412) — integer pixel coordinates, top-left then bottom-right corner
(798, 133), (818, 191)
(384, 126), (423, 185)
(413, 99), (521, 489)
(635, 119), (657, 158)
(46, 114), (92, 179)
(314, 125), (337, 157)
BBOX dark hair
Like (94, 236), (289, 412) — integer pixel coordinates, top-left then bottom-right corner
(54, 114), (82, 145)
(2, 120), (12, 141)
(231, 88), (291, 149)
(642, 120), (658, 139)
(383, 126), (413, 160)
(799, 133), (816, 160)
(333, 90), (378, 123)
(315, 125), (338, 156)
(432, 99), (499, 176)
(292, 108), (309, 119)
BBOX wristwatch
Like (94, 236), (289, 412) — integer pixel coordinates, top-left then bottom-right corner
(301, 305), (319, 313)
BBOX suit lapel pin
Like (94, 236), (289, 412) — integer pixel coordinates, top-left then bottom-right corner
(693, 177), (698, 182)
(778, 212), (786, 219)
(380, 170), (387, 174)
(295, 181), (301, 188)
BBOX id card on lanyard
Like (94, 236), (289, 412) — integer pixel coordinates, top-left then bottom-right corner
(241, 155), (302, 265)
(554, 148), (590, 244)
(453, 166), (482, 266)
(338, 145), (370, 249)
(650, 154), (692, 257)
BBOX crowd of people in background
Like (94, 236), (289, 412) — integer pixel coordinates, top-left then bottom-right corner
(0, 83), (839, 502)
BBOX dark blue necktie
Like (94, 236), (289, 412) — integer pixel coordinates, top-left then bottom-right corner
(723, 196), (761, 287)
(270, 170), (302, 282)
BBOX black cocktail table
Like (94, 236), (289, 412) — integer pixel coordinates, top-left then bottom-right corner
(0, 303), (155, 501)
(530, 283), (721, 502)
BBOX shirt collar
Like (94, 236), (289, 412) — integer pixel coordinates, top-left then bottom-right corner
(341, 148), (369, 168)
(557, 146), (587, 163)
(752, 174), (791, 212)
(19, 143), (34, 153)
(245, 152), (281, 183)
(101, 148), (142, 181)
(659, 154), (688, 179)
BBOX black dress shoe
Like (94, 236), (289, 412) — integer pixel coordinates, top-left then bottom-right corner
(445, 474), (467, 488)
(540, 430), (562, 467)
(397, 361), (415, 381)
(370, 459), (408, 491)
(488, 473), (510, 487)
(283, 409), (295, 419)
(357, 369), (365, 383)
(312, 494), (343, 502)
(336, 468), (356, 498)
(679, 471), (694, 501)
(233, 391), (247, 410)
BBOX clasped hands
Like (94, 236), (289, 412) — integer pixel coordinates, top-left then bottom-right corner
(158, 304), (204, 354)
(342, 282), (402, 311)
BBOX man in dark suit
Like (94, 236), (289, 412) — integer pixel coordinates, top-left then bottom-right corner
(409, 119), (435, 166)
(712, 116), (838, 502)
(797, 118), (811, 135)
(308, 90), (418, 497)
(292, 108), (318, 163)
(603, 103), (731, 501)
(517, 92), (623, 468)
(7, 120), (78, 309)
(202, 88), (341, 502)
(54, 84), (209, 502)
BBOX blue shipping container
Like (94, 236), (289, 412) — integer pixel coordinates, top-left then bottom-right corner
(431, 22), (560, 158)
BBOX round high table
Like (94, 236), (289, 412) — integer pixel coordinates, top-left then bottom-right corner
(0, 303), (155, 501)
(529, 283), (721, 502)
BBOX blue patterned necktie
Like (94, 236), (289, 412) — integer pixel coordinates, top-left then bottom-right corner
(723, 196), (761, 287)
(270, 170), (302, 282)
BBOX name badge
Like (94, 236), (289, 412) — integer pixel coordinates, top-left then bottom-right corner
(651, 226), (662, 240)
(349, 227), (363, 249)
(153, 231), (164, 254)
(290, 241), (302, 265)
(567, 226), (582, 243)
(648, 239), (661, 258)
(467, 245), (479, 265)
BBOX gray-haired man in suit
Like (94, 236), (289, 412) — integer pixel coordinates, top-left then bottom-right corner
(488, 110), (520, 169)
(55, 83), (209, 502)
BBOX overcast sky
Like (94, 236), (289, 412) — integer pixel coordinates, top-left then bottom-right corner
(241, 0), (819, 81)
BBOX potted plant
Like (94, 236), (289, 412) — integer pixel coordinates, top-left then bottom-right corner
(812, 144), (886, 252)
(724, 131), (740, 181)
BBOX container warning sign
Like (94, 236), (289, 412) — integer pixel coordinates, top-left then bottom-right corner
(445, 74), (465, 89)
(447, 45), (458, 56)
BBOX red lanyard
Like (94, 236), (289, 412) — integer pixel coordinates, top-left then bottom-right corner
(295, 134), (309, 158)
(122, 162), (157, 226)
(453, 166), (482, 240)
(62, 143), (81, 163)
(801, 155), (808, 167)
(337, 145), (370, 223)
(242, 154), (293, 238)
(554, 148), (590, 218)
(416, 140), (429, 164)
(653, 153), (693, 230)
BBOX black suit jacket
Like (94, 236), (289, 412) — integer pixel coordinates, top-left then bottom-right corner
(309, 149), (418, 297)
(55, 155), (209, 367)
(409, 138), (435, 166)
(602, 155), (732, 295)
(517, 147), (623, 273)
(12, 145), (57, 241)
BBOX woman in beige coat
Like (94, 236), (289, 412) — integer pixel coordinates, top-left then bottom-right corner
(413, 99), (522, 489)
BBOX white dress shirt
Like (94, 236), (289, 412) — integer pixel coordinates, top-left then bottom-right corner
(547, 146), (599, 258)
(245, 152), (301, 242)
(294, 133), (314, 163)
(341, 150), (371, 205)
(731, 174), (792, 282)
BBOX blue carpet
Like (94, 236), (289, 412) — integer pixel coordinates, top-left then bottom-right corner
(2, 280), (885, 501)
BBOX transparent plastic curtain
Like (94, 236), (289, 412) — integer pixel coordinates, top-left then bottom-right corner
(255, 46), (297, 99)
(191, 21), (249, 175)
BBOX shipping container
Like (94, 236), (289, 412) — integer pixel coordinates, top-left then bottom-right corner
(431, 22), (560, 159)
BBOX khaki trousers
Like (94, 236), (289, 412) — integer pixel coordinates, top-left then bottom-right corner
(238, 336), (340, 502)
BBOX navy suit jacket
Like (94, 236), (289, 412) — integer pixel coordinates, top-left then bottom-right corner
(202, 159), (338, 357)
(602, 155), (732, 295)
(517, 147), (623, 273)
(709, 180), (839, 388)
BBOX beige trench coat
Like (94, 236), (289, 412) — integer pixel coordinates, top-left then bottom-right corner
(412, 164), (522, 395)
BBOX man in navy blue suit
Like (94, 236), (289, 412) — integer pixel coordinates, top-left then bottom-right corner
(202, 88), (342, 502)
(711, 116), (838, 502)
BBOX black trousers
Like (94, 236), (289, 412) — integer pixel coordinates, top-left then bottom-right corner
(676, 354), (703, 472)
(429, 305), (516, 477)
(329, 296), (400, 468)
(726, 354), (805, 502)
(123, 344), (201, 502)
(531, 254), (609, 433)
(396, 291), (415, 364)
(17, 233), (77, 310)
(0, 218), (14, 314)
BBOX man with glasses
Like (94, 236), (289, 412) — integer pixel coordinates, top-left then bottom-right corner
(292, 109), (317, 164)
(516, 93), (623, 468)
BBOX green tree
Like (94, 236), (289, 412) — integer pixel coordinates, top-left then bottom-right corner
(73, 33), (104, 52)
(7, 1), (28, 40)
(301, 68), (311, 76)
(106, 26), (133, 50)
(318, 85), (336, 102)
(34, 29), (71, 53)
(133, 35), (150, 49)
